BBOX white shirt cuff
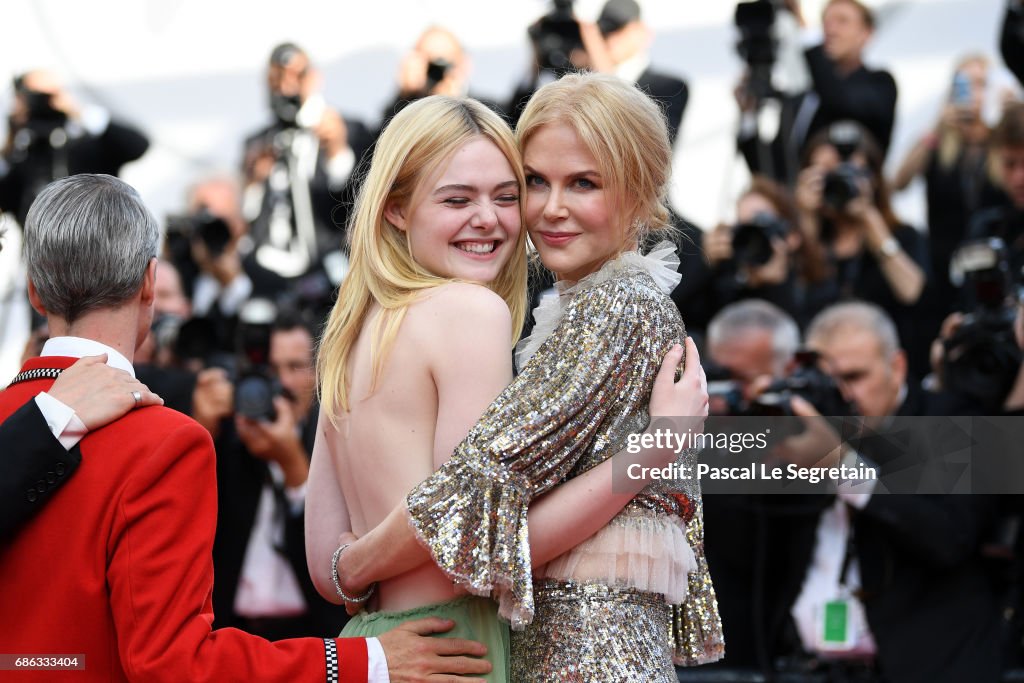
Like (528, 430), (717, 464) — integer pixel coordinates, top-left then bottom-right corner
(218, 273), (253, 316)
(284, 480), (307, 516)
(34, 392), (89, 450)
(79, 105), (111, 136)
(366, 637), (391, 683)
(325, 146), (356, 190)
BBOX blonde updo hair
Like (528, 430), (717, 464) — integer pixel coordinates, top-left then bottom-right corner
(515, 71), (674, 245)
(318, 96), (528, 417)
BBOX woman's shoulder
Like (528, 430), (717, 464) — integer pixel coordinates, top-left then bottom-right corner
(407, 282), (512, 333)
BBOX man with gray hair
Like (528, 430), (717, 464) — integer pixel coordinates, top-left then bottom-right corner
(804, 300), (907, 425)
(0, 174), (492, 682)
(707, 298), (800, 403)
(781, 300), (1000, 683)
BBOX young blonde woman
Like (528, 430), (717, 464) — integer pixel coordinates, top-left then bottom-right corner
(305, 94), (708, 680)
(327, 74), (723, 681)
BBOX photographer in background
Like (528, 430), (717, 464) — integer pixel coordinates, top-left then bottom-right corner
(773, 301), (1001, 683)
(704, 175), (826, 322)
(928, 238), (1023, 415)
(0, 70), (149, 226)
(891, 55), (1004, 349)
(242, 43), (372, 284)
(595, 0), (689, 146)
(702, 300), (803, 672)
(507, 0), (615, 125)
(735, 0), (897, 186)
(796, 122), (930, 379)
(378, 27), (504, 132)
(968, 102), (1024, 280)
(508, 0), (688, 145)
(194, 305), (348, 639)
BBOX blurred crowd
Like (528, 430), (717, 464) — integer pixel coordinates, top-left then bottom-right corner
(2, 0), (1024, 681)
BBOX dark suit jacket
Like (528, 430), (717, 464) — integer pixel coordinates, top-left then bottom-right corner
(804, 45), (898, 157)
(0, 355), (368, 681)
(738, 47), (897, 185)
(779, 388), (1002, 683)
(0, 119), (149, 225)
(0, 398), (82, 540)
(636, 67), (688, 147)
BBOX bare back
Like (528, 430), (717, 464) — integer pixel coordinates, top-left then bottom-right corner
(326, 282), (514, 612)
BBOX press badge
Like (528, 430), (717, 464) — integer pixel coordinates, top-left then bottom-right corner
(816, 598), (854, 650)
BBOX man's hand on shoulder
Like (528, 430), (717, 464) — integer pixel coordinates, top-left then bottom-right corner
(47, 354), (163, 430)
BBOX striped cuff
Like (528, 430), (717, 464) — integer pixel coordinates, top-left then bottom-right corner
(324, 638), (338, 683)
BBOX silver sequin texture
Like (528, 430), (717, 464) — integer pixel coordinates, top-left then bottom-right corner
(405, 259), (724, 669)
(511, 579), (675, 682)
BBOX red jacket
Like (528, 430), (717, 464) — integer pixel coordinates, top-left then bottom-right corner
(0, 356), (368, 682)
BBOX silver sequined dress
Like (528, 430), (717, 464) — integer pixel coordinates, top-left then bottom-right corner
(406, 246), (725, 680)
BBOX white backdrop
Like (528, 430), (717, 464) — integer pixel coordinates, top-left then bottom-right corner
(0, 0), (1013, 380)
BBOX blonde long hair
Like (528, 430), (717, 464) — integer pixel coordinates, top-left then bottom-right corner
(318, 96), (528, 419)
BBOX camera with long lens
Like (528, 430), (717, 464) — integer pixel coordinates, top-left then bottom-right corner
(732, 211), (790, 268)
(944, 238), (1023, 411)
(234, 298), (283, 422)
(529, 0), (584, 77)
(749, 350), (853, 418)
(164, 209), (233, 296)
(10, 77), (69, 156)
(734, 0), (778, 100)
(821, 122), (871, 213)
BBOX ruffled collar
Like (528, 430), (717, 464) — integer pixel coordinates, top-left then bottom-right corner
(514, 241), (681, 370)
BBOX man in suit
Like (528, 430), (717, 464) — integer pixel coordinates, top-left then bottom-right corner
(211, 312), (349, 639)
(242, 43), (373, 283)
(737, 0), (897, 186)
(595, 0), (688, 146)
(0, 173), (492, 682)
(0, 70), (149, 227)
(776, 301), (1000, 682)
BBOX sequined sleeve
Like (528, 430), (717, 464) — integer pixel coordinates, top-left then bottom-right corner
(672, 498), (726, 665)
(406, 275), (671, 629)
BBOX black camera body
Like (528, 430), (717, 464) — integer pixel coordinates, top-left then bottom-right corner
(165, 209), (232, 266)
(821, 121), (869, 213)
(234, 299), (282, 422)
(425, 59), (452, 90)
(530, 0), (584, 76)
(734, 0), (778, 100)
(9, 87), (69, 158)
(732, 211), (790, 268)
(749, 350), (853, 418)
(822, 164), (867, 212)
(944, 238), (1024, 411)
